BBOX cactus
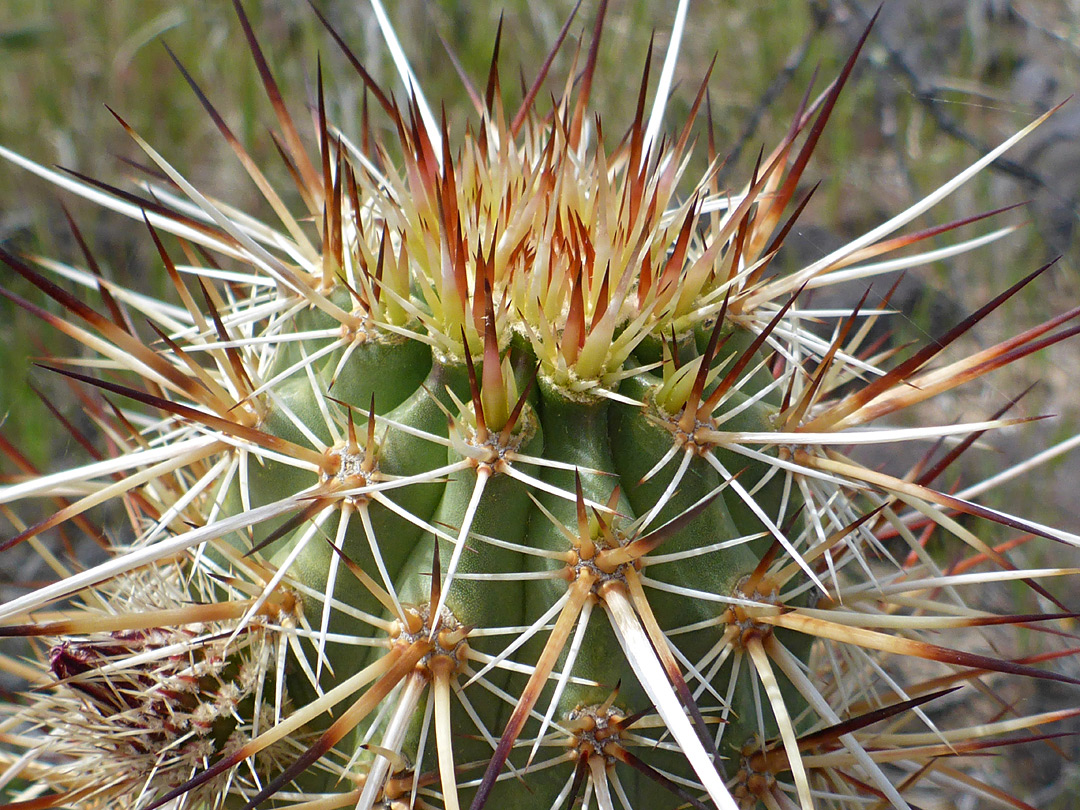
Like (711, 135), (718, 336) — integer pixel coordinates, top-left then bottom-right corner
(1, 3), (1079, 809)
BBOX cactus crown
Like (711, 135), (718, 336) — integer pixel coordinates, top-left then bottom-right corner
(1, 3), (1079, 810)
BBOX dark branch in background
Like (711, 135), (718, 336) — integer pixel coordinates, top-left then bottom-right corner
(724, 0), (1077, 230)
(718, 0), (1057, 196)
(838, 0), (1063, 193)
(1009, 2), (1080, 55)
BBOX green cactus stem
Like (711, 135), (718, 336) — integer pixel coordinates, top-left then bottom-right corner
(1, 3), (1080, 810)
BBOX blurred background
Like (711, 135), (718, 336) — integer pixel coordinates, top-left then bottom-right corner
(0, 2), (1078, 806)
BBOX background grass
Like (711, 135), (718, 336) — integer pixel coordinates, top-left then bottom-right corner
(1, 1), (1079, 805)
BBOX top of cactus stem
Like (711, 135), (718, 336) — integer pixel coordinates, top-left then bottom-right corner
(3, 2), (1080, 810)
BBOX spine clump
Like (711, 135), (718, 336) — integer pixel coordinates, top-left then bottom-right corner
(0, 3), (1078, 810)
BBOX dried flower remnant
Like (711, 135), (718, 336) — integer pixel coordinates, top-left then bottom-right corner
(0, 564), (312, 809)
